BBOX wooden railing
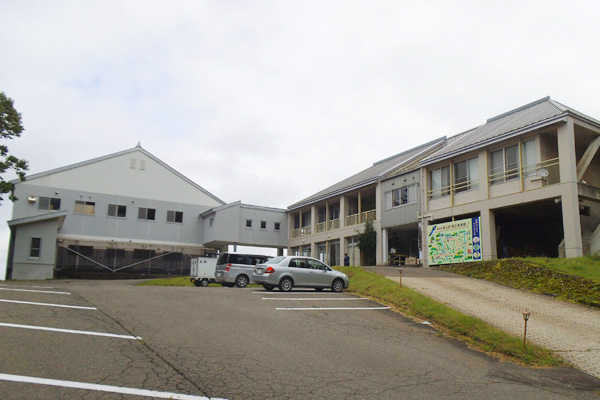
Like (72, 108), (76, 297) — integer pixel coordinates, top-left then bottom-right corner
(291, 226), (312, 238)
(346, 210), (376, 226)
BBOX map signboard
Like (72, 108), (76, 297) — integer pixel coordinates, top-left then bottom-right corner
(427, 217), (482, 265)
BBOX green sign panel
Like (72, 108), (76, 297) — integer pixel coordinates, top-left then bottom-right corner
(427, 217), (482, 265)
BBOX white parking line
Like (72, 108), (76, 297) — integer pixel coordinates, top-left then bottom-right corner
(0, 323), (141, 340)
(276, 306), (391, 311)
(0, 287), (70, 295)
(263, 297), (368, 301)
(0, 373), (226, 400)
(0, 284), (54, 289)
(0, 299), (97, 310)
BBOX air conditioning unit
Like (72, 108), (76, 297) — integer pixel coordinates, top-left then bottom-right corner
(28, 196), (37, 203)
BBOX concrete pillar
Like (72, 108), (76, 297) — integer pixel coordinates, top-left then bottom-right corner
(277, 248), (284, 257)
(310, 205), (317, 232)
(557, 119), (583, 257)
(382, 228), (389, 265)
(340, 195), (346, 228)
(421, 218), (430, 268)
(480, 208), (497, 260)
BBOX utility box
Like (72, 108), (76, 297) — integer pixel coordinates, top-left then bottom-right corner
(190, 256), (218, 287)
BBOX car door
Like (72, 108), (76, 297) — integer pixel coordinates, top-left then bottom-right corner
(308, 259), (332, 287)
(289, 258), (311, 286)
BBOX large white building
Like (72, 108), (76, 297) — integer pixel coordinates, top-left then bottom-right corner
(6, 145), (287, 279)
(6, 97), (600, 280)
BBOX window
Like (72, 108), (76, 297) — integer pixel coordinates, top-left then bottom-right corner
(302, 211), (311, 227)
(138, 207), (156, 220)
(246, 219), (252, 228)
(75, 200), (95, 215)
(329, 205), (340, 220)
(430, 166), (450, 198)
(318, 206), (327, 223)
(490, 145), (519, 184)
(38, 196), (61, 211)
(385, 184), (416, 209)
(274, 222), (281, 231)
(454, 158), (479, 193)
(260, 221), (267, 230)
(30, 237), (41, 258)
(209, 217), (214, 227)
(522, 140), (537, 177)
(167, 210), (183, 223)
(308, 259), (327, 270)
(108, 204), (127, 218)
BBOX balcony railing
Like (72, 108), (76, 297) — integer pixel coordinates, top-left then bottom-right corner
(346, 210), (376, 226)
(427, 157), (561, 199)
(291, 226), (312, 239)
(328, 219), (340, 230)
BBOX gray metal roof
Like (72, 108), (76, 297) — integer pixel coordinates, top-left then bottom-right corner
(421, 97), (600, 165)
(288, 138), (445, 210)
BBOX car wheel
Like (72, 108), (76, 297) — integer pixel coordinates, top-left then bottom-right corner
(279, 277), (293, 292)
(193, 280), (202, 287)
(263, 285), (275, 291)
(200, 279), (210, 287)
(331, 279), (344, 292)
(315, 287), (323, 292)
(235, 275), (249, 288)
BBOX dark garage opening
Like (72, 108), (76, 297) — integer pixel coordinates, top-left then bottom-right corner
(494, 199), (564, 258)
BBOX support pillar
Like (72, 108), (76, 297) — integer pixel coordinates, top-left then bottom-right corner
(480, 208), (497, 260)
(382, 228), (389, 265)
(557, 119), (583, 257)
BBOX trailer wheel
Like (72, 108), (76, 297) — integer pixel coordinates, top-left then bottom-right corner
(200, 279), (210, 287)
(193, 279), (202, 287)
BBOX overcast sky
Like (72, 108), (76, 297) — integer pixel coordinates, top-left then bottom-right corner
(1, 1), (600, 278)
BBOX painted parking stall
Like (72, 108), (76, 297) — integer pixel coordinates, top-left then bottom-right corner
(0, 282), (218, 400)
(257, 289), (391, 311)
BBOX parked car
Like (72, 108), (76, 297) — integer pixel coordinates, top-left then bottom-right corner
(214, 252), (271, 288)
(252, 256), (349, 292)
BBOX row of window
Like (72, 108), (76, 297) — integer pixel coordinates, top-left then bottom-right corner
(244, 219), (281, 231)
(429, 141), (537, 198)
(38, 197), (184, 223)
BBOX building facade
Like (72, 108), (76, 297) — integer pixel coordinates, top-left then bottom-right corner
(6, 97), (600, 280)
(6, 145), (287, 279)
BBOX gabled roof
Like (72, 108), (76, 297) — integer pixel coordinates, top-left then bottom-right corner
(421, 97), (600, 166)
(288, 137), (445, 210)
(18, 144), (225, 205)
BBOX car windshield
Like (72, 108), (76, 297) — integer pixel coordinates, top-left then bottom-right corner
(262, 256), (286, 265)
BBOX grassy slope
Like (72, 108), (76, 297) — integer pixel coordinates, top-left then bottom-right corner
(336, 266), (563, 367)
(439, 257), (600, 308)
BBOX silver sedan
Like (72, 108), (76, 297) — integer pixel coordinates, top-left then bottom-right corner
(252, 256), (350, 292)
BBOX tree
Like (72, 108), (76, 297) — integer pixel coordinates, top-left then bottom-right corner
(0, 91), (28, 203)
(358, 218), (377, 265)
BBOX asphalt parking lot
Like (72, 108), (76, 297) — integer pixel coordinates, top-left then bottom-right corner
(1, 280), (599, 399)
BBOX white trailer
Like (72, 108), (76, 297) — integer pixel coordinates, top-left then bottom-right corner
(190, 256), (218, 287)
